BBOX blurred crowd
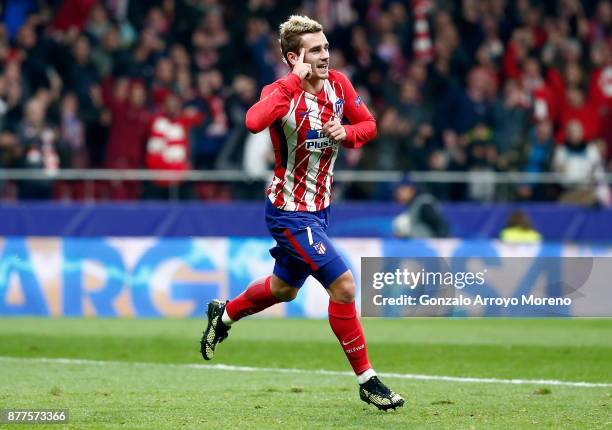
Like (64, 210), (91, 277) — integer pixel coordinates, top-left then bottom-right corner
(0, 0), (611, 204)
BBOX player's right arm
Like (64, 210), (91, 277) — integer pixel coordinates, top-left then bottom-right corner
(245, 48), (311, 133)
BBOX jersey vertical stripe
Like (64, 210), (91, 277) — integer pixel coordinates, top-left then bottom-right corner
(268, 121), (286, 208)
(312, 80), (341, 210)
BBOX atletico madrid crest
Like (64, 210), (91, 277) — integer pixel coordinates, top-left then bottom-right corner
(334, 99), (344, 117)
(313, 241), (327, 255)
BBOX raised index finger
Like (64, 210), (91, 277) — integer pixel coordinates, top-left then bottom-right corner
(297, 48), (305, 63)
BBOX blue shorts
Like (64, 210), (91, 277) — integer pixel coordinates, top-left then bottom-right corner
(265, 198), (349, 288)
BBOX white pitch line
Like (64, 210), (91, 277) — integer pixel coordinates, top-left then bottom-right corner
(1, 356), (611, 388)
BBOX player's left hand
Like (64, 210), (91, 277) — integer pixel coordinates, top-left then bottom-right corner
(322, 118), (346, 142)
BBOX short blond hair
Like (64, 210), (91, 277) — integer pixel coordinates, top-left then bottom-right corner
(279, 15), (323, 65)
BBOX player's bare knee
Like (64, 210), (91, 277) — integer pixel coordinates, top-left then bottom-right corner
(270, 276), (299, 302)
(277, 285), (298, 302)
(334, 281), (355, 303)
(329, 272), (356, 303)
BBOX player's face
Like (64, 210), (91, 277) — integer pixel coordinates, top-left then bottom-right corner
(300, 31), (330, 80)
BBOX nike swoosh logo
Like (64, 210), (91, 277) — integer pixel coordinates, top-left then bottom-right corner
(342, 336), (360, 346)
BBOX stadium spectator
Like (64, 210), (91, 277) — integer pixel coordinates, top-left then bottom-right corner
(85, 2), (111, 45)
(465, 123), (498, 202)
(518, 120), (555, 201)
(492, 79), (529, 169)
(221, 74), (259, 170)
(519, 57), (560, 123)
(553, 120), (606, 206)
(394, 79), (433, 171)
(392, 178), (449, 239)
(15, 21), (55, 94)
(144, 92), (202, 200)
(376, 107), (411, 171)
(169, 43), (191, 72)
(16, 97), (60, 199)
(1, 61), (29, 133)
(425, 149), (452, 200)
(190, 70), (228, 169)
(587, 39), (612, 118)
(438, 66), (495, 136)
(127, 27), (165, 80)
(66, 36), (100, 110)
(90, 23), (131, 78)
(104, 78), (150, 199)
(588, 0), (612, 44)
(244, 17), (280, 88)
(500, 209), (542, 243)
(59, 92), (86, 168)
(151, 57), (175, 108)
(556, 86), (600, 143)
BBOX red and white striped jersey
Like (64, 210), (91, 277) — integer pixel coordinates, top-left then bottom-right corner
(245, 70), (376, 212)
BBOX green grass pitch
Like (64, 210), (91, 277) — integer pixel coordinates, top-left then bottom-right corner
(0, 318), (611, 429)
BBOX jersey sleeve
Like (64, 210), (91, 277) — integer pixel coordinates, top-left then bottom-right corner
(245, 73), (302, 133)
(336, 72), (377, 148)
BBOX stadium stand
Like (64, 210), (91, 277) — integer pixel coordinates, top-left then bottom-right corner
(0, 0), (611, 205)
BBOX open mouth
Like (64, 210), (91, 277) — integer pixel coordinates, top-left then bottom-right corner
(317, 64), (329, 72)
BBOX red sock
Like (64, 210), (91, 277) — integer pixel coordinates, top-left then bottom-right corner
(225, 275), (280, 321)
(328, 300), (372, 375)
